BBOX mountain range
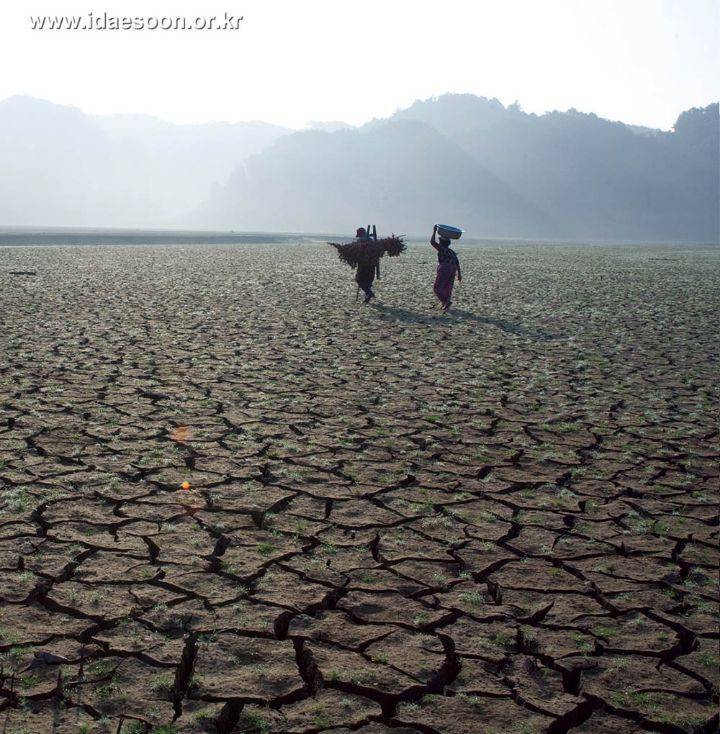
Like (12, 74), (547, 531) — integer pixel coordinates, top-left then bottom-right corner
(1, 93), (717, 242)
(0, 95), (288, 227)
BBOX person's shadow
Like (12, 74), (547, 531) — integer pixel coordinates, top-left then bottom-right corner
(370, 303), (434, 324)
(371, 303), (557, 340)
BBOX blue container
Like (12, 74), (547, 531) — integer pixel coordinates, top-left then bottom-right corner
(436, 224), (463, 240)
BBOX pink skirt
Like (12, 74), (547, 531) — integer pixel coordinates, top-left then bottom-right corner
(434, 262), (456, 304)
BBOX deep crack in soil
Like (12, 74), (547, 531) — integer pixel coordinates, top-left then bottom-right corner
(0, 242), (718, 734)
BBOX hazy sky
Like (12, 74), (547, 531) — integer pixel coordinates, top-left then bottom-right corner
(1, 0), (717, 129)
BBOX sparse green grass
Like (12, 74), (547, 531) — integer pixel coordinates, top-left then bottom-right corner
(2, 244), (718, 733)
(459, 591), (485, 607)
(149, 673), (174, 694)
(697, 651), (720, 670)
(240, 710), (270, 733)
(256, 542), (276, 556)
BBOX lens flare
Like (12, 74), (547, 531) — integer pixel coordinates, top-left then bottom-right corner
(171, 426), (190, 442)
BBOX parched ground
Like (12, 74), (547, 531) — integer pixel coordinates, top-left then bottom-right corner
(0, 242), (718, 734)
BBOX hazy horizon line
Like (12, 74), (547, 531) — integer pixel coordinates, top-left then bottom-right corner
(1, 225), (718, 249)
(4, 90), (717, 133)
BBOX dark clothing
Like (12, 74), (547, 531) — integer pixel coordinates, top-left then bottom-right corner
(354, 226), (380, 301)
(436, 245), (460, 267)
(355, 259), (380, 299)
(434, 261), (457, 305)
(431, 243), (460, 307)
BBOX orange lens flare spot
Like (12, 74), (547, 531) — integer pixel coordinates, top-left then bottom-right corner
(171, 426), (190, 442)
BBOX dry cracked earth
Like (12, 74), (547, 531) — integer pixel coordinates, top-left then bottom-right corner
(0, 242), (718, 734)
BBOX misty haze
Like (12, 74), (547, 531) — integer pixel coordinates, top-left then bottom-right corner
(0, 93), (717, 242)
(1, 2), (719, 733)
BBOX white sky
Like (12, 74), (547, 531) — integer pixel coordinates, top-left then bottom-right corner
(1, 0), (718, 129)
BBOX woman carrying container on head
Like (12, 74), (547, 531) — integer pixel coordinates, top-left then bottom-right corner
(430, 224), (462, 311)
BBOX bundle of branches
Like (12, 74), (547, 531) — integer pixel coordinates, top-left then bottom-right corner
(380, 235), (406, 257)
(329, 235), (406, 268)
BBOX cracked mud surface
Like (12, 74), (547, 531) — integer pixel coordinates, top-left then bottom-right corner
(0, 242), (718, 734)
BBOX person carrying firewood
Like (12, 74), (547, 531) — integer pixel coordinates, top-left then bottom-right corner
(328, 227), (406, 302)
(354, 224), (380, 303)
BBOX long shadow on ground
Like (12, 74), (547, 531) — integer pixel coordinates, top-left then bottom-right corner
(371, 303), (558, 340)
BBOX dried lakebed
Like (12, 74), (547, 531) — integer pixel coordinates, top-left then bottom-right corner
(0, 243), (718, 734)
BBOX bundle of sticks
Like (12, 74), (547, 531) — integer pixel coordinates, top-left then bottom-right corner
(329, 235), (406, 268)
